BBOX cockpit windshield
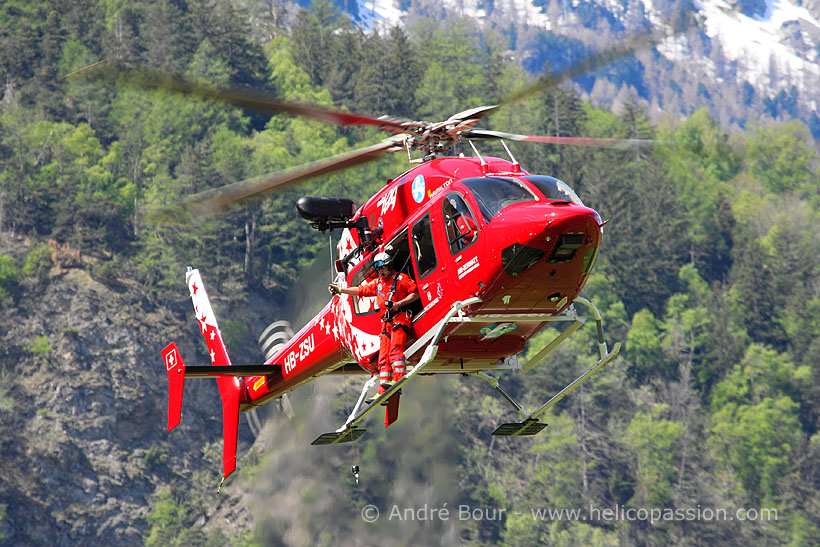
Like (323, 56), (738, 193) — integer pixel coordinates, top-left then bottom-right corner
(525, 176), (585, 206)
(461, 177), (536, 222)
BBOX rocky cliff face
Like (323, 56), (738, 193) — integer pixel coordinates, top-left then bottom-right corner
(0, 235), (255, 544)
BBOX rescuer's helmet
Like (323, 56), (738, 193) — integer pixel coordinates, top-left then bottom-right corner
(373, 252), (392, 268)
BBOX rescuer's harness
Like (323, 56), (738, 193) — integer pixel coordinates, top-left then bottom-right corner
(381, 273), (411, 335)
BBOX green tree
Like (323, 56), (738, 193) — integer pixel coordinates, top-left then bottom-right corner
(745, 121), (815, 194)
(412, 17), (487, 120)
(663, 109), (738, 282)
(186, 0), (268, 88)
(50, 122), (132, 251)
(711, 344), (809, 410)
(659, 264), (713, 386)
(290, 0), (352, 89)
(729, 197), (820, 350)
(21, 243), (53, 283)
(144, 488), (185, 546)
(596, 158), (688, 315)
(625, 308), (663, 384)
(140, 0), (194, 72)
(352, 27), (423, 118)
(625, 403), (685, 506)
(710, 396), (800, 502)
(709, 344), (808, 502)
(697, 283), (747, 396)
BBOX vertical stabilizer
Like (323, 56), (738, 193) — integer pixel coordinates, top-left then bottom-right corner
(186, 267), (242, 483)
(163, 342), (185, 431)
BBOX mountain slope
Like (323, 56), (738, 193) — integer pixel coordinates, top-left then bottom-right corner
(0, 235), (252, 544)
(350, 0), (820, 135)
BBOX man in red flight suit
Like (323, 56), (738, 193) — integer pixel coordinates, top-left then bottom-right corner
(329, 252), (419, 401)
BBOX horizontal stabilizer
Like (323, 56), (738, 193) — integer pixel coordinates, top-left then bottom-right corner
(183, 364), (278, 377)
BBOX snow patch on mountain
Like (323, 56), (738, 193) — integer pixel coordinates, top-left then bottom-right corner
(355, 0), (555, 30)
(355, 0), (403, 28)
(353, 0), (819, 114)
(692, 0), (820, 94)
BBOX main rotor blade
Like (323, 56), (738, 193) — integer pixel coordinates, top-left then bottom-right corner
(71, 60), (414, 131)
(465, 129), (667, 150)
(469, 12), (694, 120)
(141, 137), (404, 225)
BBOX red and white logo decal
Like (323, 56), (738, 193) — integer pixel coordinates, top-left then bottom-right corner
(377, 187), (398, 216)
(164, 347), (178, 371)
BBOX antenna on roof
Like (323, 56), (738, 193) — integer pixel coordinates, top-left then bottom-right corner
(469, 141), (489, 174)
(500, 140), (520, 172)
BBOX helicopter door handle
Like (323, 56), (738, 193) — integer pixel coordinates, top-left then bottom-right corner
(455, 255), (463, 263)
(422, 284), (429, 290)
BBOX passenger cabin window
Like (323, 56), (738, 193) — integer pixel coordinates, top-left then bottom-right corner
(349, 229), (415, 316)
(461, 177), (536, 222)
(442, 193), (478, 254)
(411, 214), (437, 278)
(525, 176), (585, 206)
(349, 255), (378, 316)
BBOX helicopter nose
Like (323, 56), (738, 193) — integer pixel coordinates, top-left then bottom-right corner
(499, 207), (600, 278)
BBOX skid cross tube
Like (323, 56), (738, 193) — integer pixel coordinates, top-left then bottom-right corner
(480, 297), (621, 435)
(342, 376), (378, 427)
(477, 372), (530, 421)
(339, 297), (481, 429)
(517, 297), (613, 373)
(574, 296), (610, 359)
(529, 341), (621, 421)
(483, 355), (623, 433)
(311, 297), (482, 445)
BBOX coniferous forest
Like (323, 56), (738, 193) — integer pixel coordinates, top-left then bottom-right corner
(1, 0), (819, 545)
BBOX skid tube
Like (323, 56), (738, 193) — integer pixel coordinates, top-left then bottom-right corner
(481, 297), (622, 436)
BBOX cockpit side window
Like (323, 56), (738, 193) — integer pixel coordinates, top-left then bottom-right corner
(411, 214), (437, 279)
(442, 193), (478, 254)
(461, 177), (536, 222)
(525, 176), (585, 206)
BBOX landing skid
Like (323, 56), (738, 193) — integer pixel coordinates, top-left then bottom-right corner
(481, 298), (621, 436)
(311, 297), (482, 445)
(311, 297), (620, 444)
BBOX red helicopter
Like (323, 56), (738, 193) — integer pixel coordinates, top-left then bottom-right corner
(132, 26), (682, 491)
